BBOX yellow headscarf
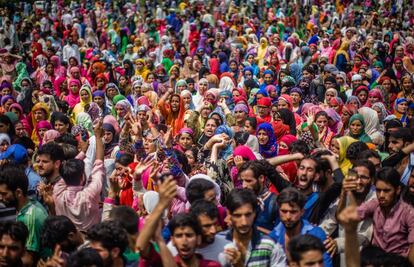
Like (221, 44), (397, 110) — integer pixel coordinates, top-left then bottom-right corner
(72, 85), (92, 121)
(337, 136), (357, 175)
(31, 103), (50, 146)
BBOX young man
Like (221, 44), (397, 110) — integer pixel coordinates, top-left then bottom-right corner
(355, 167), (414, 265)
(224, 189), (286, 267)
(53, 120), (105, 231)
(169, 213), (221, 267)
(287, 234), (325, 267)
(269, 187), (332, 267)
(0, 165), (48, 266)
(87, 221), (129, 267)
(36, 143), (65, 185)
(0, 221), (28, 267)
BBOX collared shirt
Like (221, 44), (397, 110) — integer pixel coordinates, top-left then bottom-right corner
(224, 227), (287, 267)
(358, 198), (414, 256)
(269, 220), (332, 267)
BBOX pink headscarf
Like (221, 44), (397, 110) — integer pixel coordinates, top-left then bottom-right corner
(43, 129), (61, 144)
(36, 120), (52, 146)
(278, 94), (293, 111)
(64, 78), (81, 108)
(365, 88), (384, 108)
(231, 145), (257, 188)
(103, 115), (120, 134)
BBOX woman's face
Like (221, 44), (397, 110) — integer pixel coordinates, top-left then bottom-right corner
(171, 96), (180, 112)
(199, 82), (208, 95)
(232, 90), (240, 98)
(0, 140), (8, 152)
(115, 106), (126, 117)
(177, 85), (187, 92)
(96, 78), (105, 88)
(397, 101), (409, 113)
(4, 99), (13, 111)
(349, 99), (359, 110)
(178, 133), (193, 150)
(234, 110), (247, 122)
(315, 115), (328, 131)
(10, 107), (20, 118)
(119, 76), (127, 86)
(290, 92), (301, 105)
(325, 91), (335, 103)
(46, 64), (54, 74)
(147, 74), (155, 83)
(329, 102), (340, 113)
(373, 106), (382, 119)
(80, 90), (90, 103)
(350, 119), (363, 135)
(330, 138), (340, 156)
(34, 109), (46, 122)
(107, 87), (117, 99)
(264, 74), (273, 84)
(335, 76), (344, 85)
(93, 96), (104, 107)
(230, 61), (237, 71)
(204, 119), (217, 138)
(257, 129), (269, 145)
(38, 128), (48, 139)
(1, 87), (11, 96)
(103, 130), (114, 144)
(133, 85), (141, 95)
(185, 150), (196, 167)
(14, 122), (27, 138)
(244, 71), (253, 80)
(341, 111), (351, 124)
(279, 141), (289, 150)
(54, 120), (69, 135)
(368, 94), (380, 105)
(143, 133), (156, 154)
(70, 84), (79, 94)
(403, 78), (413, 90)
(277, 99), (289, 110)
(244, 120), (255, 134)
(357, 90), (368, 103)
(181, 94), (192, 106)
(382, 80), (391, 91)
(247, 54), (254, 63)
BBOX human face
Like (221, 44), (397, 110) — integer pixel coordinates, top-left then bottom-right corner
(54, 120), (69, 135)
(143, 133), (156, 154)
(0, 123), (8, 134)
(335, 75), (344, 85)
(375, 180), (400, 208)
(0, 184), (16, 208)
(381, 80), (391, 92)
(89, 241), (113, 266)
(353, 166), (372, 195)
(329, 102), (339, 113)
(204, 119), (217, 138)
(198, 214), (217, 245)
(244, 120), (255, 135)
(279, 203), (303, 229)
(290, 92), (301, 105)
(239, 169), (261, 194)
(244, 71), (253, 80)
(357, 90), (368, 104)
(278, 99), (289, 110)
(1, 88), (10, 96)
(33, 109), (46, 122)
(257, 129), (269, 146)
(93, 96), (105, 107)
(103, 131), (113, 144)
(302, 70), (312, 79)
(171, 96), (180, 112)
(291, 250), (324, 267)
(349, 119), (363, 136)
(185, 150), (196, 167)
(178, 133), (193, 150)
(0, 234), (25, 267)
(107, 88), (117, 99)
(258, 106), (269, 117)
(296, 159), (317, 191)
(403, 78), (413, 90)
(352, 79), (362, 89)
(349, 99), (359, 110)
(80, 89), (90, 103)
(36, 154), (58, 178)
(388, 136), (405, 155)
(70, 84), (79, 94)
(230, 203), (255, 236)
(38, 128), (48, 139)
(325, 91), (335, 103)
(329, 138), (340, 156)
(264, 74), (273, 84)
(198, 82), (208, 95)
(14, 123), (27, 138)
(171, 226), (200, 260)
(181, 94), (191, 106)
(315, 115), (328, 131)
(115, 106), (126, 117)
(234, 110), (247, 122)
(397, 101), (408, 114)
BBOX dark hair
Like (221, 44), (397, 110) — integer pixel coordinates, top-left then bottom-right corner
(86, 221), (128, 253)
(245, 117), (257, 129)
(51, 112), (72, 131)
(0, 221), (28, 246)
(315, 111), (328, 120)
(0, 114), (15, 137)
(55, 133), (78, 147)
(346, 141), (369, 161)
(186, 178), (215, 204)
(358, 149), (381, 161)
(234, 131), (250, 146)
(190, 199), (219, 220)
(115, 153), (134, 166)
(60, 144), (79, 160)
(352, 159), (376, 178)
(168, 213), (202, 235)
(59, 159), (85, 186)
(109, 206), (139, 235)
(238, 160), (277, 184)
(173, 149), (191, 175)
(38, 143), (65, 162)
(311, 150), (332, 172)
(0, 165), (28, 196)
(277, 187), (306, 209)
(288, 234), (325, 263)
(375, 167), (401, 189)
(225, 188), (257, 214)
(361, 245), (411, 267)
(13, 136), (35, 151)
(302, 65), (315, 75)
(290, 140), (310, 156)
(66, 248), (104, 267)
(41, 216), (77, 249)
(389, 128), (414, 143)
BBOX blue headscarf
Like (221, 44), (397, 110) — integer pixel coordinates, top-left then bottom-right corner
(214, 125), (234, 160)
(209, 107), (226, 125)
(219, 90), (235, 111)
(256, 122), (278, 158)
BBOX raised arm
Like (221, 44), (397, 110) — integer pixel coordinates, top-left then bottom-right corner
(94, 119), (104, 161)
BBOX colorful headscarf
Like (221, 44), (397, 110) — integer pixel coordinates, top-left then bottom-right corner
(256, 122), (278, 158)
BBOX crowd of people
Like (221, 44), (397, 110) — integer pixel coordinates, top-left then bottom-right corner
(1, 0), (414, 266)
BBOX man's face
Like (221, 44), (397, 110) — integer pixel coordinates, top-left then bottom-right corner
(36, 154), (58, 178)
(258, 106), (270, 117)
(279, 203), (303, 229)
(375, 180), (399, 208)
(230, 204), (255, 236)
(0, 234), (25, 267)
(239, 169), (261, 194)
(296, 159), (318, 191)
(290, 250), (324, 267)
(353, 166), (372, 196)
(0, 184), (16, 208)
(198, 214), (217, 245)
(171, 226), (200, 260)
(388, 136), (405, 155)
(89, 241), (113, 267)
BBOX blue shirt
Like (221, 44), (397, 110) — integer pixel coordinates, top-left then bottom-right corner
(26, 167), (41, 197)
(269, 219), (333, 267)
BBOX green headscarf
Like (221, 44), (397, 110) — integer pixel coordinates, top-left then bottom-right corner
(12, 63), (29, 92)
(348, 114), (372, 143)
(248, 88), (260, 106)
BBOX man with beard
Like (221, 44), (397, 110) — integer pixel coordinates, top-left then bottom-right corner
(223, 189), (286, 267)
(403, 168), (414, 206)
(349, 167), (414, 265)
(320, 160), (376, 264)
(269, 187), (332, 267)
(0, 221), (28, 267)
(382, 128), (414, 185)
(36, 143), (65, 185)
(239, 160), (286, 234)
(0, 165), (48, 266)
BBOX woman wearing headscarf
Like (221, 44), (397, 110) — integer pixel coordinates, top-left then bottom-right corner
(330, 136), (357, 175)
(102, 122), (120, 159)
(65, 78), (81, 109)
(157, 89), (186, 136)
(256, 122), (278, 158)
(72, 85), (92, 120)
(393, 98), (409, 127)
(334, 41), (350, 72)
(352, 85), (369, 106)
(75, 112), (94, 137)
(35, 120), (52, 147)
(0, 133), (10, 154)
(257, 37), (269, 67)
(193, 78), (209, 106)
(365, 88), (384, 108)
(290, 87), (304, 114)
(358, 107), (384, 145)
(325, 108), (343, 135)
(30, 102), (50, 145)
(12, 63), (29, 93)
(114, 99), (132, 128)
(50, 55), (66, 79)
(372, 102), (388, 132)
(348, 114), (372, 143)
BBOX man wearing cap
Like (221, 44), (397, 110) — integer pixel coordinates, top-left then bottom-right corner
(256, 97), (272, 125)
